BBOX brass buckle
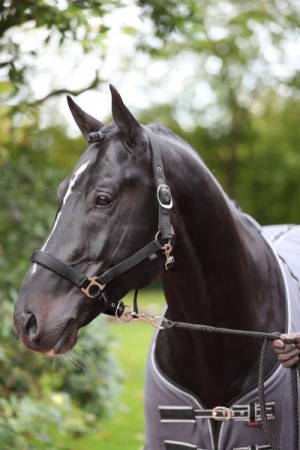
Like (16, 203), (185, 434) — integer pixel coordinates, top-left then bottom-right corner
(212, 406), (232, 422)
(81, 277), (106, 298)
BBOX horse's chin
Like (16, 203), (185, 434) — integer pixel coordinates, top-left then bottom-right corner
(47, 326), (78, 355)
(21, 324), (78, 356)
(45, 308), (106, 355)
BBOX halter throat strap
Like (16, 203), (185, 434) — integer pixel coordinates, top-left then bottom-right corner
(31, 125), (174, 316)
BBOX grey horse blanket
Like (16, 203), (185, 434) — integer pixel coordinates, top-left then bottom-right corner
(144, 225), (300, 450)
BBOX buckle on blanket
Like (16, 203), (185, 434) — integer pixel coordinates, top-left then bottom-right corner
(159, 402), (275, 423)
(212, 406), (232, 421)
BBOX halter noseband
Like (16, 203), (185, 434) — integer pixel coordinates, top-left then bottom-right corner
(31, 125), (174, 317)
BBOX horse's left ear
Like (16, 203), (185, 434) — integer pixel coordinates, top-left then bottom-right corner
(110, 84), (146, 151)
(67, 96), (104, 142)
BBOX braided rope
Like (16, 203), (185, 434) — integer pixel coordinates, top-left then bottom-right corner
(163, 320), (281, 340)
(291, 366), (300, 449)
(258, 339), (281, 450)
(163, 320), (299, 450)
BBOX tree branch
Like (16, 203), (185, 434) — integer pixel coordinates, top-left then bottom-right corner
(28, 70), (102, 107)
(1, 71), (103, 120)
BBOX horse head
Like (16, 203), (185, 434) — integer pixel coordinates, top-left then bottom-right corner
(14, 85), (173, 355)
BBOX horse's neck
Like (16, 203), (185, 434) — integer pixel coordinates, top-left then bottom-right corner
(157, 158), (286, 407)
(166, 203), (281, 328)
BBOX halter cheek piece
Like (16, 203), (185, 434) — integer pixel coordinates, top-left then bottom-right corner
(31, 126), (174, 317)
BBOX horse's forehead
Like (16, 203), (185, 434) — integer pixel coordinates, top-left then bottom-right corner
(71, 139), (126, 179)
(66, 140), (149, 197)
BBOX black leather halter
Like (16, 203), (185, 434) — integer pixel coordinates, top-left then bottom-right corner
(31, 126), (174, 317)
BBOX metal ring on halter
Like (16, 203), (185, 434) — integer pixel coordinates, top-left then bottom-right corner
(155, 231), (173, 248)
(155, 230), (162, 241)
(115, 303), (133, 323)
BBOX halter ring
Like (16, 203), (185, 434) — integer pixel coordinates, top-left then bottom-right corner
(115, 303), (133, 322)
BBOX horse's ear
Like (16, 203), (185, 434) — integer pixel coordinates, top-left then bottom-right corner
(67, 96), (104, 142)
(110, 84), (146, 150)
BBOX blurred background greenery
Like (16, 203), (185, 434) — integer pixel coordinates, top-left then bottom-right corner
(0, 1), (299, 449)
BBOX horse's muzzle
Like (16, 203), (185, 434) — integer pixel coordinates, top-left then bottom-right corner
(14, 307), (79, 355)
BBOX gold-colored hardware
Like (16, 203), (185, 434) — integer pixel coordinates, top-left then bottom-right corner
(115, 307), (169, 330)
(212, 406), (232, 422)
(163, 240), (175, 270)
(150, 316), (169, 329)
(81, 277), (106, 298)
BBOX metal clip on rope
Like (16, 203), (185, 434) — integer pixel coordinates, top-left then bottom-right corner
(116, 303), (169, 330)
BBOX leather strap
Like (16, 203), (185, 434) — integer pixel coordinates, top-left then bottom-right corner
(32, 250), (87, 288)
(31, 250), (120, 316)
(31, 237), (163, 315)
(142, 125), (173, 241)
(32, 238), (162, 290)
(97, 238), (163, 285)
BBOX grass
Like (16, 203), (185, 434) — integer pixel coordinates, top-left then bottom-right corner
(66, 289), (165, 450)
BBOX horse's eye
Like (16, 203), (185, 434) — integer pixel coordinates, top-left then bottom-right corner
(95, 194), (112, 207)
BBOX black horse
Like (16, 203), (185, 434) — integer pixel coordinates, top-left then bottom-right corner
(14, 85), (300, 449)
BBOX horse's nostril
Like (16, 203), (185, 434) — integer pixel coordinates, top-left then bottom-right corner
(25, 313), (38, 338)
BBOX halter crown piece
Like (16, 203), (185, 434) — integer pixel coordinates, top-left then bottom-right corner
(31, 126), (174, 317)
(87, 130), (104, 143)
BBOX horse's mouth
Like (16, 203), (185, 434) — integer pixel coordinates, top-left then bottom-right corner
(18, 319), (79, 356)
(46, 320), (78, 355)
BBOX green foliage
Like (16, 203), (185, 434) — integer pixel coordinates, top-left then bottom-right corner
(0, 391), (99, 450)
(0, 116), (122, 449)
(0, 298), (122, 450)
(139, 92), (299, 224)
(0, 122), (72, 295)
(136, 0), (299, 222)
(0, 0), (121, 100)
(233, 95), (300, 223)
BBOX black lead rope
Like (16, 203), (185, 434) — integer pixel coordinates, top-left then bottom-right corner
(162, 320), (299, 450)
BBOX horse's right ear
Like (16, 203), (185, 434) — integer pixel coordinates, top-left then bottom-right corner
(110, 84), (146, 152)
(67, 96), (104, 142)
